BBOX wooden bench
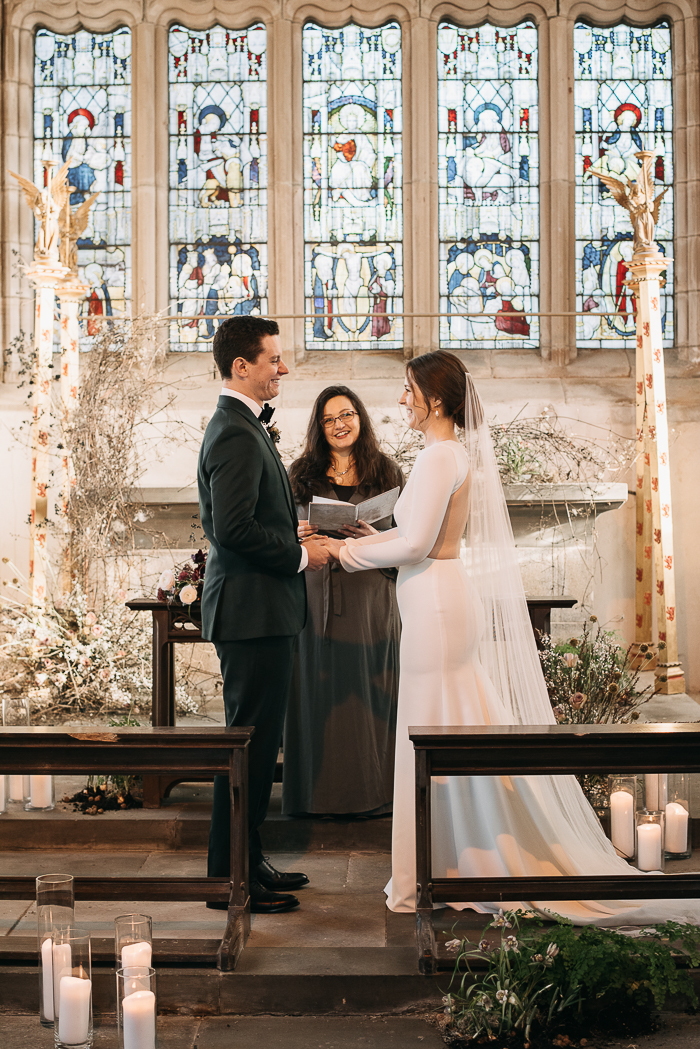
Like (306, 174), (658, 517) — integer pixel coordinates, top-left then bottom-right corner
(0, 726), (252, 971)
(411, 723), (700, 974)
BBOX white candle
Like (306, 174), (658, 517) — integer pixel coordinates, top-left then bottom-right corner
(610, 790), (635, 858)
(121, 941), (152, 969)
(30, 775), (52, 808)
(122, 989), (156, 1049)
(645, 774), (668, 811)
(9, 775), (24, 801)
(0, 776), (5, 812)
(637, 822), (663, 871)
(41, 937), (54, 1021)
(53, 941), (72, 1022)
(58, 976), (91, 1045)
(665, 801), (689, 854)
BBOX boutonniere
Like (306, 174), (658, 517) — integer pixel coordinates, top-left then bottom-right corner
(265, 422), (281, 444)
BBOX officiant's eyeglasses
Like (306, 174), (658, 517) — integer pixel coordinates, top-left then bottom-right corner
(321, 410), (358, 430)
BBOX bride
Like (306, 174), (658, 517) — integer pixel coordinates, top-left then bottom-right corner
(324, 350), (700, 925)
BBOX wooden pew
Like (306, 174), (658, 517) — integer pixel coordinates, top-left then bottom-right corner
(410, 723), (700, 974)
(0, 726), (252, 971)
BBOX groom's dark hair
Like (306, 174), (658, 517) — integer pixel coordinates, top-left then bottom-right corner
(213, 316), (280, 379)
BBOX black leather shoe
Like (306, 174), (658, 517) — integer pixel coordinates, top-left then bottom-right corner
(206, 879), (300, 914)
(254, 857), (310, 892)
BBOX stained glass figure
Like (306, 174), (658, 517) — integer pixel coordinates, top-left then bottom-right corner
(34, 27), (132, 330)
(169, 24), (267, 350)
(438, 22), (539, 350)
(575, 22), (673, 347)
(303, 22), (403, 350)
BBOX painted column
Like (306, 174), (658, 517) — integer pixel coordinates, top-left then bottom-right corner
(56, 277), (87, 594)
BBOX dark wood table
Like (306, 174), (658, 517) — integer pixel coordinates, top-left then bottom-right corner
(410, 723), (700, 974)
(525, 596), (578, 647)
(0, 726), (252, 970)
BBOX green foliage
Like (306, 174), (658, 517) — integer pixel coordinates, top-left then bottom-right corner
(444, 910), (700, 1046)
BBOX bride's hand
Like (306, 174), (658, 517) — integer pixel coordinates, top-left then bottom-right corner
(338, 519), (377, 538)
(323, 538), (345, 561)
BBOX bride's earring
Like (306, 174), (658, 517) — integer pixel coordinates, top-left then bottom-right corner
(435, 409), (439, 417)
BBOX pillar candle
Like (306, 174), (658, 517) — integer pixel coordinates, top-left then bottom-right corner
(30, 775), (52, 808)
(122, 989), (156, 1049)
(0, 776), (6, 812)
(637, 822), (663, 871)
(610, 790), (635, 858)
(121, 941), (152, 969)
(57, 976), (91, 1045)
(41, 937), (54, 1021)
(665, 802), (689, 854)
(53, 942), (72, 1022)
(645, 774), (668, 811)
(9, 775), (24, 801)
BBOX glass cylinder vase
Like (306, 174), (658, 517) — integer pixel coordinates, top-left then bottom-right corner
(36, 874), (75, 1028)
(53, 926), (92, 1049)
(115, 914), (153, 970)
(636, 810), (666, 872)
(1, 695), (30, 726)
(25, 775), (55, 811)
(608, 774), (637, 861)
(644, 773), (668, 812)
(116, 966), (157, 1049)
(0, 774), (7, 814)
(8, 774), (30, 805)
(665, 774), (691, 860)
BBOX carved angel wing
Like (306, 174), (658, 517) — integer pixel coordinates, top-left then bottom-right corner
(50, 158), (72, 210)
(651, 186), (669, 226)
(69, 192), (99, 238)
(587, 169), (632, 210)
(8, 170), (43, 214)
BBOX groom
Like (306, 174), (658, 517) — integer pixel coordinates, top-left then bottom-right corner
(198, 315), (330, 913)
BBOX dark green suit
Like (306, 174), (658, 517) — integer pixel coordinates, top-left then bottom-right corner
(198, 394), (306, 874)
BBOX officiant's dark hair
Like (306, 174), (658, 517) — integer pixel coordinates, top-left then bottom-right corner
(212, 316), (280, 378)
(406, 350), (479, 430)
(290, 385), (403, 505)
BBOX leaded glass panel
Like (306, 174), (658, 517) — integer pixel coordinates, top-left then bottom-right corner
(574, 22), (673, 347)
(34, 27), (132, 329)
(438, 22), (539, 350)
(303, 22), (403, 350)
(168, 24), (267, 350)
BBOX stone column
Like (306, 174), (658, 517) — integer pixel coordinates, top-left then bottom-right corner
(26, 258), (68, 605)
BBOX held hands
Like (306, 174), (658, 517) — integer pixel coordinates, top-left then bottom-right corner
(299, 523), (345, 571)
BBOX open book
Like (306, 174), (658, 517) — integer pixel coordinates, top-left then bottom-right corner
(307, 486), (400, 533)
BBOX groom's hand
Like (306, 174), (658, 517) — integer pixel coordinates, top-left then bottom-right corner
(303, 537), (332, 571)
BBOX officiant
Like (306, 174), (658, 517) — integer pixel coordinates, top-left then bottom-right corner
(284, 386), (404, 817)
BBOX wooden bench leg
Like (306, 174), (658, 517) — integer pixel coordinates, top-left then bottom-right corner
(218, 747), (251, 971)
(415, 749), (437, 975)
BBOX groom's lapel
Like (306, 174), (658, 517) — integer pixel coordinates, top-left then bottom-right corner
(220, 397), (297, 524)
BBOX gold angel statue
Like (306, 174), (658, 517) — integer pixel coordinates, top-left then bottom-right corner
(8, 158), (71, 260)
(59, 192), (99, 274)
(588, 150), (668, 261)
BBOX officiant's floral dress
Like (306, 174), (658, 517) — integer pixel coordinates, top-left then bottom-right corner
(282, 477), (403, 817)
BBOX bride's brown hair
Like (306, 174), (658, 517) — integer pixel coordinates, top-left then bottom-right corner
(406, 350), (482, 430)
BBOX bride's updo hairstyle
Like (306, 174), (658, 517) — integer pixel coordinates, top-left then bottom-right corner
(406, 350), (483, 430)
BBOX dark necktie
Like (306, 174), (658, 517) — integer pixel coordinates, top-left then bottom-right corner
(258, 403), (275, 425)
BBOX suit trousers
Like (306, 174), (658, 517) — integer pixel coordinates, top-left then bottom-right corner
(208, 635), (296, 877)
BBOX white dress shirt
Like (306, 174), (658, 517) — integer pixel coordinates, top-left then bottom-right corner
(219, 387), (307, 571)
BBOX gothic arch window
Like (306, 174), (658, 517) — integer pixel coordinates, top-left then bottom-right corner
(302, 22), (403, 350)
(168, 23), (268, 350)
(437, 21), (539, 350)
(34, 27), (132, 334)
(574, 21), (673, 348)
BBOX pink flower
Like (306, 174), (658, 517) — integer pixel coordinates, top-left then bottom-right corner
(158, 570), (175, 592)
(99, 668), (111, 680)
(179, 584), (198, 605)
(85, 612), (97, 626)
(117, 589), (127, 601)
(91, 624), (104, 638)
(570, 692), (586, 709)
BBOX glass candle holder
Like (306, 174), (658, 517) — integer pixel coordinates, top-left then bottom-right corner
(115, 914), (153, 970)
(25, 775), (55, 811)
(0, 774), (7, 814)
(53, 926), (92, 1049)
(636, 811), (666, 872)
(608, 774), (637, 860)
(36, 874), (75, 1028)
(644, 773), (668, 812)
(665, 773), (691, 860)
(116, 966), (157, 1049)
(1, 695), (30, 726)
(8, 774), (30, 805)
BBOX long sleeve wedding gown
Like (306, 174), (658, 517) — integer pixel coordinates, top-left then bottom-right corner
(339, 439), (700, 924)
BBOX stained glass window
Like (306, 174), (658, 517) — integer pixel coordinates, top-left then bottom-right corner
(303, 22), (403, 350)
(168, 24), (267, 350)
(575, 22), (673, 347)
(438, 21), (539, 350)
(34, 27), (132, 331)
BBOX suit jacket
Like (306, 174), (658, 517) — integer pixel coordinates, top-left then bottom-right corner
(197, 396), (307, 641)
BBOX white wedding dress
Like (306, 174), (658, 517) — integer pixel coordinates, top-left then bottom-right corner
(339, 439), (700, 925)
